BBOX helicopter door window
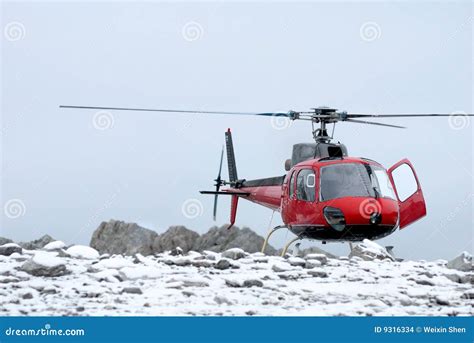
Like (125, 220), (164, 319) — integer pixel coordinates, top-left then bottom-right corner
(296, 169), (316, 202)
(390, 163), (418, 202)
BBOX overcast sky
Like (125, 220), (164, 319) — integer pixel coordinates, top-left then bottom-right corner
(1, 1), (472, 260)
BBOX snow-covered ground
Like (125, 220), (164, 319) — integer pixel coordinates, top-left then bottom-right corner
(0, 244), (472, 316)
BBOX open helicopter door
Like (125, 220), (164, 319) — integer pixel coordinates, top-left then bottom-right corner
(388, 159), (427, 229)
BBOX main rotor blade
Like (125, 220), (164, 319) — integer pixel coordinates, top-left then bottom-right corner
(59, 105), (294, 117)
(346, 119), (406, 129)
(347, 113), (474, 118)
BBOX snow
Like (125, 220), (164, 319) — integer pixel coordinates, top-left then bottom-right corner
(31, 251), (64, 268)
(65, 245), (99, 260)
(0, 246), (472, 316)
(43, 241), (66, 251)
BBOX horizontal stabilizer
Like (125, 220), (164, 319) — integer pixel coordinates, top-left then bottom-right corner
(200, 191), (250, 196)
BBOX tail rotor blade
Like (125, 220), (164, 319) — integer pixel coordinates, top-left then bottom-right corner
(213, 145), (225, 221)
(212, 194), (218, 221)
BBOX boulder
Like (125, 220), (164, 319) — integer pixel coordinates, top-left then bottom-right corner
(0, 243), (22, 256)
(447, 252), (473, 272)
(0, 237), (13, 246)
(193, 225), (277, 254)
(20, 252), (68, 277)
(19, 235), (54, 250)
(152, 226), (199, 253)
(90, 220), (158, 256)
(349, 239), (394, 262)
(43, 241), (66, 251)
(65, 245), (100, 260)
(221, 248), (246, 260)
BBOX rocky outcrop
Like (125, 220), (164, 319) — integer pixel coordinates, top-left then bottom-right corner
(152, 226), (199, 253)
(194, 225), (277, 255)
(349, 239), (394, 262)
(90, 221), (277, 256)
(447, 252), (473, 272)
(19, 235), (54, 250)
(90, 220), (158, 256)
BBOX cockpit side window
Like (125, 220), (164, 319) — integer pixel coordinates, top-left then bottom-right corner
(289, 171), (296, 198)
(296, 169), (316, 202)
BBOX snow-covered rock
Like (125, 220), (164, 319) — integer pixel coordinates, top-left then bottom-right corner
(19, 235), (55, 250)
(65, 245), (99, 260)
(349, 239), (394, 262)
(20, 252), (68, 277)
(222, 248), (246, 260)
(0, 243), (22, 256)
(43, 241), (66, 251)
(447, 251), (473, 272)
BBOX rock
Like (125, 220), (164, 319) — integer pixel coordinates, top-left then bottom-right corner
(194, 225), (277, 255)
(272, 262), (293, 273)
(243, 279), (263, 288)
(305, 253), (328, 265)
(0, 237), (13, 246)
(65, 245), (100, 260)
(214, 259), (231, 270)
(307, 268), (329, 278)
(22, 292), (33, 300)
(20, 252), (68, 277)
(300, 246), (337, 259)
(214, 295), (233, 305)
(152, 226), (199, 254)
(305, 259), (322, 269)
(348, 239), (394, 262)
(0, 243), (22, 256)
(43, 241), (66, 251)
(221, 248), (246, 260)
(435, 295), (450, 306)
(121, 287), (143, 295)
(90, 220), (158, 256)
(169, 247), (184, 256)
(19, 235), (54, 250)
(447, 252), (473, 272)
(288, 257), (306, 267)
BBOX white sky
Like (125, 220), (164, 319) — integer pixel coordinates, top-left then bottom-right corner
(1, 1), (472, 260)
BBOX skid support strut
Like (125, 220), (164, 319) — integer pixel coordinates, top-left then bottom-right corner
(261, 225), (287, 254)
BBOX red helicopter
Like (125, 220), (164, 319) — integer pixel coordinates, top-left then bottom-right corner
(60, 105), (473, 255)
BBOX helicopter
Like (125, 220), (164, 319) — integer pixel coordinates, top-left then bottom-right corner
(60, 105), (474, 256)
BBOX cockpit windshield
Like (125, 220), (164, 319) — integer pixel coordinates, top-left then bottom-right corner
(320, 163), (396, 201)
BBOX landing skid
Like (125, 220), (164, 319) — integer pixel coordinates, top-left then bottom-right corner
(260, 225), (304, 257)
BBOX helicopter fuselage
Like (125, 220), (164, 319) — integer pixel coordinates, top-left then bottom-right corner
(228, 156), (426, 242)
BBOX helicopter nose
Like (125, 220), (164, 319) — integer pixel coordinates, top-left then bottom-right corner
(323, 197), (398, 226)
